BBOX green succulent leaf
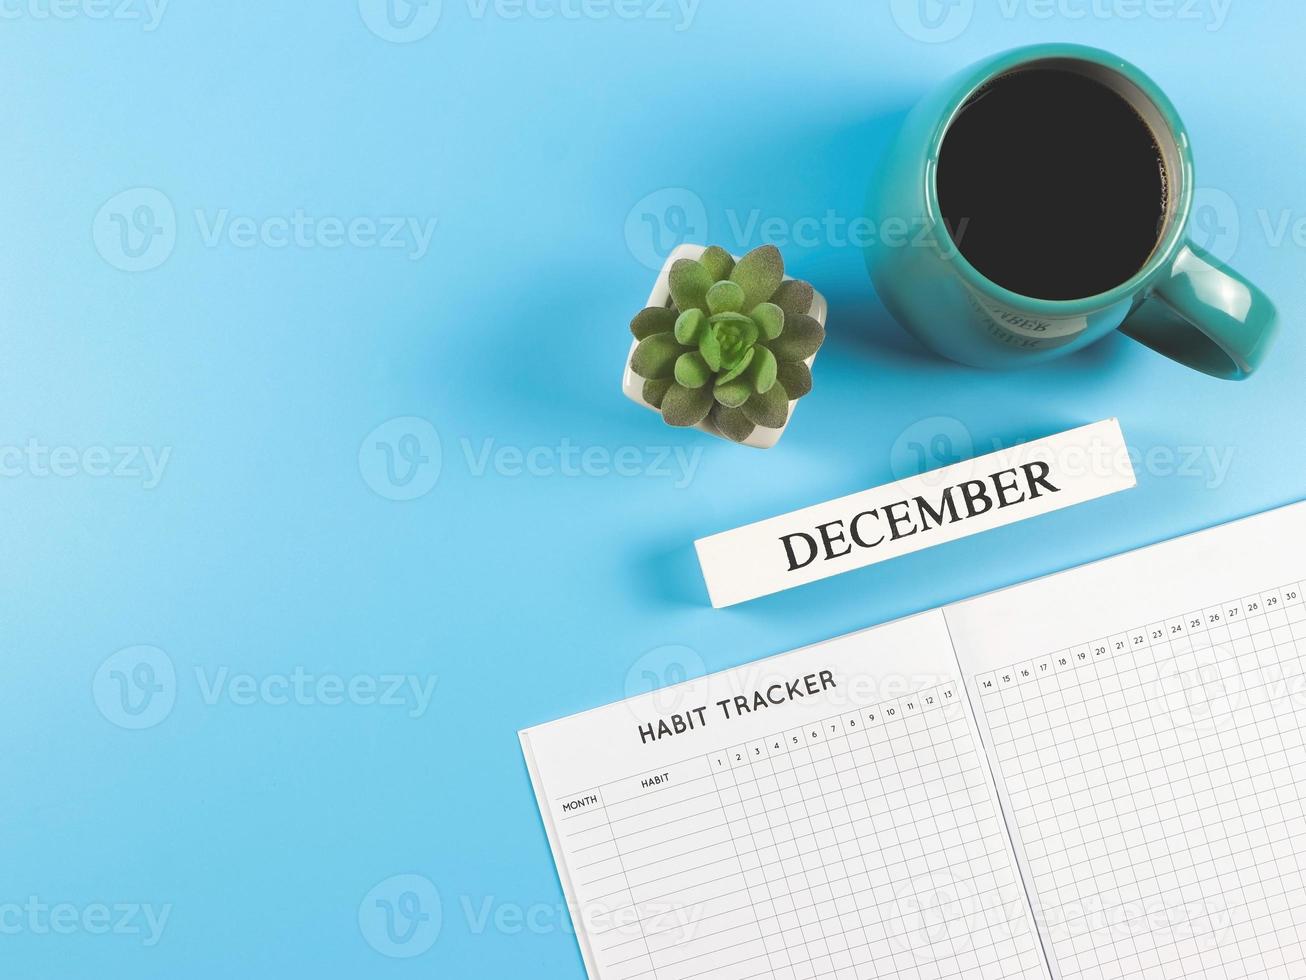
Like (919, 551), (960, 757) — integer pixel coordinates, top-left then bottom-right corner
(711, 404), (756, 444)
(709, 312), (759, 366)
(706, 280), (746, 315)
(661, 382), (714, 427)
(698, 246), (735, 282)
(630, 332), (683, 380)
(630, 306), (677, 340)
(768, 314), (825, 362)
(674, 351), (712, 389)
(776, 359), (813, 399)
(750, 302), (785, 341)
(669, 259), (712, 313)
(715, 346), (755, 386)
(643, 377), (674, 408)
(729, 244), (785, 312)
(698, 329), (722, 371)
(713, 375), (752, 408)
(771, 279), (814, 319)
(750, 345), (778, 394)
(742, 380), (790, 429)
(674, 308), (707, 345)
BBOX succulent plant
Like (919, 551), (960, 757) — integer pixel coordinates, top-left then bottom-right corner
(628, 245), (824, 443)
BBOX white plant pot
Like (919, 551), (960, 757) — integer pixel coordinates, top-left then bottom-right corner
(621, 244), (828, 450)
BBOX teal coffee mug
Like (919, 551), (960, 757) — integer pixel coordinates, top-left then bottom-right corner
(866, 44), (1277, 379)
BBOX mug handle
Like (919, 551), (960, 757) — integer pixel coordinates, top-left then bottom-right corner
(1118, 242), (1278, 380)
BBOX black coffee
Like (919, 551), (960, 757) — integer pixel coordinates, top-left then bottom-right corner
(937, 67), (1167, 301)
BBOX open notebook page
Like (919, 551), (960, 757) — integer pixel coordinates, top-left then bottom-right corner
(948, 501), (1306, 980)
(521, 612), (1050, 980)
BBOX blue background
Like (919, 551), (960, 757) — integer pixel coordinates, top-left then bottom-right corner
(3, 0), (1303, 976)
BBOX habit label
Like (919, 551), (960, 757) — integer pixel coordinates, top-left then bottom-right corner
(694, 419), (1135, 608)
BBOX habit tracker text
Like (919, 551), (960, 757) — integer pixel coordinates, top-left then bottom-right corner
(637, 671), (837, 745)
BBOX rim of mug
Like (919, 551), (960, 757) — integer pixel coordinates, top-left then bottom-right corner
(924, 43), (1195, 314)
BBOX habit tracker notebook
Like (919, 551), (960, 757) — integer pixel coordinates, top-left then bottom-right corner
(520, 500), (1306, 980)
